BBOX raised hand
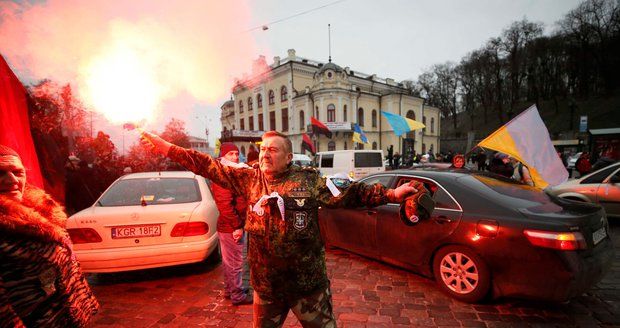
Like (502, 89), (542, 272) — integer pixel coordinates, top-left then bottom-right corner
(139, 131), (172, 156)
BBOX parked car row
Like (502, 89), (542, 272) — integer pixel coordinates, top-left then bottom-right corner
(66, 159), (617, 303)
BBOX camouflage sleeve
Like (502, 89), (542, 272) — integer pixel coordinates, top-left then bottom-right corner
(167, 145), (250, 197)
(314, 174), (390, 209)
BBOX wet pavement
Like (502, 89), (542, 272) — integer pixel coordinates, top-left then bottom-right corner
(87, 222), (620, 327)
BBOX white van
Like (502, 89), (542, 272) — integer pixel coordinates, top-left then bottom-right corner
(314, 150), (385, 180)
(291, 154), (312, 167)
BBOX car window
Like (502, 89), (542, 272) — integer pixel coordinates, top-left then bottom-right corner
(321, 154), (334, 168)
(582, 164), (620, 184)
(395, 176), (460, 210)
(464, 174), (563, 212)
(361, 175), (393, 188)
(354, 152), (382, 168)
(98, 178), (201, 206)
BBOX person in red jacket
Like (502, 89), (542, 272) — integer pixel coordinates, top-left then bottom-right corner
(212, 143), (253, 305)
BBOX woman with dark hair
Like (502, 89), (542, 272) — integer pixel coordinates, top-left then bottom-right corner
(0, 145), (98, 327)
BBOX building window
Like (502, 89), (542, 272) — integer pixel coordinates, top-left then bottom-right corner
(240, 146), (246, 157)
(357, 143), (364, 150)
(240, 118), (245, 130)
(422, 143), (426, 154)
(372, 110), (377, 128)
(315, 141), (319, 152)
(257, 94), (263, 108)
(268, 90), (274, 105)
(327, 104), (336, 122)
(343, 105), (347, 122)
(328, 141), (335, 151)
(431, 117), (435, 133)
(423, 116), (427, 133)
(315, 106), (319, 120)
(344, 141), (347, 150)
(258, 113), (264, 131)
(248, 97), (253, 111)
(357, 108), (364, 126)
(372, 141), (377, 150)
(269, 111), (276, 131)
(299, 111), (305, 131)
(406, 110), (416, 139)
(249, 116), (254, 130)
(239, 100), (244, 113)
(282, 108), (289, 131)
(280, 86), (287, 102)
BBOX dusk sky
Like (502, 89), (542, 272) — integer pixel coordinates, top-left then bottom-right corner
(1, 0), (582, 149)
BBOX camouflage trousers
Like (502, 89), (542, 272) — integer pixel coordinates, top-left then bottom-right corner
(252, 287), (336, 328)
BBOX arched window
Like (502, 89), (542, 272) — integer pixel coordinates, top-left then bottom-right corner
(268, 90), (274, 105)
(372, 141), (377, 150)
(423, 116), (427, 133)
(239, 100), (244, 113)
(257, 94), (263, 108)
(406, 110), (416, 139)
(280, 86), (287, 102)
(344, 141), (348, 150)
(431, 117), (435, 133)
(343, 105), (347, 122)
(357, 107), (364, 126)
(247, 97), (253, 111)
(240, 118), (245, 130)
(358, 143), (364, 150)
(371, 110), (377, 128)
(299, 111), (305, 130)
(327, 104), (336, 122)
(328, 141), (336, 151)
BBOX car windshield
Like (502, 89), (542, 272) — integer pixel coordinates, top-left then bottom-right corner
(98, 177), (201, 206)
(458, 174), (563, 213)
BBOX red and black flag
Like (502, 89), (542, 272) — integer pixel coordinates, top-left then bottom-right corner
(302, 133), (316, 155)
(311, 116), (332, 138)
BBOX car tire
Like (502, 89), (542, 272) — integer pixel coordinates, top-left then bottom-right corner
(433, 245), (490, 303)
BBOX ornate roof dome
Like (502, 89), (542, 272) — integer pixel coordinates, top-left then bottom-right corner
(316, 62), (343, 75)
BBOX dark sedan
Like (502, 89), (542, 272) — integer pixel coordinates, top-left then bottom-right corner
(318, 169), (615, 303)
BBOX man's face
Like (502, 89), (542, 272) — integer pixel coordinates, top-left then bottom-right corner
(223, 150), (239, 164)
(0, 155), (26, 201)
(259, 136), (292, 175)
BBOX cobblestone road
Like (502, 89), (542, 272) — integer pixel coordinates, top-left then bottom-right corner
(87, 222), (620, 327)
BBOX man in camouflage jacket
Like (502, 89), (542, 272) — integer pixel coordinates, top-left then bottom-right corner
(141, 130), (421, 328)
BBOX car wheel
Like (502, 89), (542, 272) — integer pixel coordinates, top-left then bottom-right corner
(433, 245), (490, 303)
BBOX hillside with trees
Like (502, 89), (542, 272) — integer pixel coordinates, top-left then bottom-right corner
(413, 0), (620, 152)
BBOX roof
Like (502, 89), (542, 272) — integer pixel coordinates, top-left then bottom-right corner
(316, 62), (343, 74)
(120, 171), (196, 180)
(590, 128), (620, 135)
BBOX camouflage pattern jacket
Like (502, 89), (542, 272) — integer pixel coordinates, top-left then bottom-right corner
(168, 146), (391, 302)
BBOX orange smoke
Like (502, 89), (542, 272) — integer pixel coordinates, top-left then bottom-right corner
(0, 0), (261, 124)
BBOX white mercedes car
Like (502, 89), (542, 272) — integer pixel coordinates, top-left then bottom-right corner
(67, 171), (220, 272)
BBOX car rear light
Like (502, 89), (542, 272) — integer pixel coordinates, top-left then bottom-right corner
(523, 229), (586, 251)
(67, 228), (102, 244)
(171, 222), (209, 237)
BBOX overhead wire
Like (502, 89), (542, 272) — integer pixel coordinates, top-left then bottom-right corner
(244, 0), (347, 32)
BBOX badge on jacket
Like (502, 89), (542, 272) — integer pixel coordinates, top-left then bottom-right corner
(293, 211), (308, 231)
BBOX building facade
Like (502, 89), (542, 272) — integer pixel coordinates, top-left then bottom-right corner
(220, 49), (441, 160)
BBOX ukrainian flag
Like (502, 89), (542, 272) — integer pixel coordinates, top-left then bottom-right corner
(477, 104), (568, 188)
(352, 123), (369, 144)
(381, 111), (425, 136)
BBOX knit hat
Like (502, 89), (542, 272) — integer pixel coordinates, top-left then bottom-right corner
(0, 145), (20, 159)
(219, 143), (239, 158)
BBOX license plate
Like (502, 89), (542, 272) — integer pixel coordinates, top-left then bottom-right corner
(111, 225), (161, 239)
(592, 227), (607, 245)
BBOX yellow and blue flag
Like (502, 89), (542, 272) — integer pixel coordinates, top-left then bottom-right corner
(381, 111), (425, 136)
(352, 123), (369, 144)
(477, 104), (568, 188)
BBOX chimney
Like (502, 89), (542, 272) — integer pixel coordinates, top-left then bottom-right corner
(273, 56), (280, 66)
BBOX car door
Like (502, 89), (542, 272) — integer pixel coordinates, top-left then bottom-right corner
(596, 167), (620, 218)
(375, 174), (463, 268)
(320, 174), (394, 258)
